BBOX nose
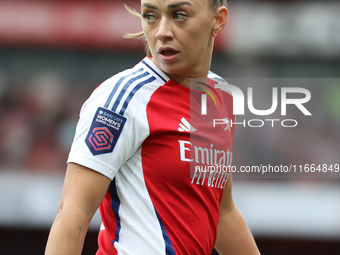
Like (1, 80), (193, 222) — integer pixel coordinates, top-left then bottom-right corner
(155, 17), (173, 41)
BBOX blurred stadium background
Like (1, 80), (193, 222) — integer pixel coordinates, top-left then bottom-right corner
(0, 0), (339, 254)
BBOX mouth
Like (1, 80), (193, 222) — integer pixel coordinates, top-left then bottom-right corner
(158, 47), (179, 56)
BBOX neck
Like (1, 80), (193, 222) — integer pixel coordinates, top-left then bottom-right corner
(149, 42), (214, 88)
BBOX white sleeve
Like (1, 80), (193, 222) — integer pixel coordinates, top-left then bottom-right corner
(67, 75), (149, 180)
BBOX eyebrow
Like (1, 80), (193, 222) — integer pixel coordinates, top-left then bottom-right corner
(168, 2), (193, 9)
(142, 2), (193, 10)
(142, 3), (158, 9)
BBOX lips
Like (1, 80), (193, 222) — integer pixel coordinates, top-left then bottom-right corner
(158, 47), (179, 62)
(158, 47), (179, 56)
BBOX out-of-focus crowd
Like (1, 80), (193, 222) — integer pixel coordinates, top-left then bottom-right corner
(0, 71), (85, 172)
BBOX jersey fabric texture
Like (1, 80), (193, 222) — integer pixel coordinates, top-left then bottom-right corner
(67, 57), (235, 255)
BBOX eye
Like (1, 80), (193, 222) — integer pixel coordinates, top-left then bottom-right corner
(173, 12), (188, 21)
(142, 13), (157, 23)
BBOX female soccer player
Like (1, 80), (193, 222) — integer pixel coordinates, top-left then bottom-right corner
(45, 0), (260, 254)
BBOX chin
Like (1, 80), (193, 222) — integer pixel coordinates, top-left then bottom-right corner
(159, 62), (189, 75)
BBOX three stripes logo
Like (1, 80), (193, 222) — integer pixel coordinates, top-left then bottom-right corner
(178, 117), (197, 132)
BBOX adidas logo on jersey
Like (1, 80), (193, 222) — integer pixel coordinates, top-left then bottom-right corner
(178, 117), (197, 132)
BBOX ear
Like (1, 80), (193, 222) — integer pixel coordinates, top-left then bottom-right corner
(212, 6), (228, 37)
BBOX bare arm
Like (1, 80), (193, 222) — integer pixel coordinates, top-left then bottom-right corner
(215, 177), (260, 255)
(45, 163), (111, 255)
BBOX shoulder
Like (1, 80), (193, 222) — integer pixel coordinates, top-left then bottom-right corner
(85, 57), (170, 117)
(208, 70), (227, 84)
(208, 71), (233, 98)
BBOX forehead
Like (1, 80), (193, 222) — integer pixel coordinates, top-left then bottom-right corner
(141, 0), (209, 9)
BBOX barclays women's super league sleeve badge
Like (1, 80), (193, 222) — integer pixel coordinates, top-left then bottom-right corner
(85, 107), (127, 156)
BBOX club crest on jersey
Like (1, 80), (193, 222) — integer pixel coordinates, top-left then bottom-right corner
(86, 107), (127, 156)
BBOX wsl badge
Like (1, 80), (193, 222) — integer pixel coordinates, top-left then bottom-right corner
(86, 107), (127, 156)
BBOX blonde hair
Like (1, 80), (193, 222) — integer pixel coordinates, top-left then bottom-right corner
(123, 5), (151, 56)
(123, 1), (227, 56)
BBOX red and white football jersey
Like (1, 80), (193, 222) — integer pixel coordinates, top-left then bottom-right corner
(68, 57), (235, 255)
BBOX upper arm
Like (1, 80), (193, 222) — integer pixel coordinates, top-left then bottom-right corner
(59, 163), (112, 222)
(216, 176), (261, 255)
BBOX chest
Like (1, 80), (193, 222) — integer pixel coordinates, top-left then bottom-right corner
(141, 83), (234, 190)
